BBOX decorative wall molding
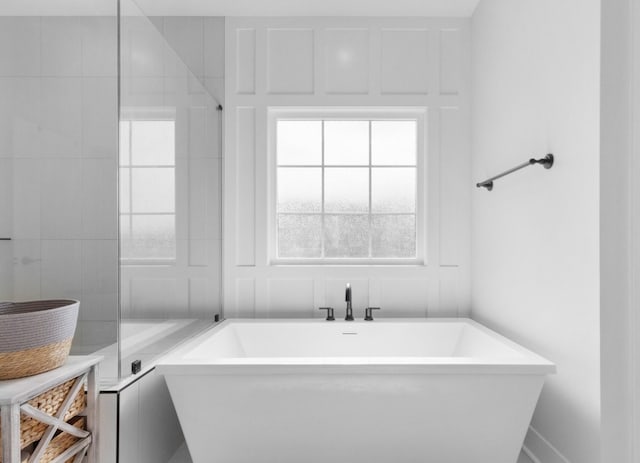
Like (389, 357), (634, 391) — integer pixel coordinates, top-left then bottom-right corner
(224, 17), (471, 318)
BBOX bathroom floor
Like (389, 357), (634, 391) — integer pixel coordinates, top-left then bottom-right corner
(168, 444), (535, 463)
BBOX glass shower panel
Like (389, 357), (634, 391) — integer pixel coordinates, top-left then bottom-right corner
(118, 0), (223, 378)
(0, 2), (120, 382)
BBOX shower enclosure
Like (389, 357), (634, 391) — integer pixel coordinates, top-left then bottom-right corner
(0, 0), (223, 386)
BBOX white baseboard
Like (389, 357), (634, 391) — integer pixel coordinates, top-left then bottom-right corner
(522, 426), (570, 463)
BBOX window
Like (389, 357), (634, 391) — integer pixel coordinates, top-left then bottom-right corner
(270, 109), (424, 263)
(120, 112), (176, 263)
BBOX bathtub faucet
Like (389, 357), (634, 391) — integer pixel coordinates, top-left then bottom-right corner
(345, 283), (354, 321)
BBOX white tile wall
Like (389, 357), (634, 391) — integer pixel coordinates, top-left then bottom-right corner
(81, 239), (118, 321)
(82, 158), (118, 239)
(0, 241), (13, 300)
(11, 240), (42, 300)
(41, 239), (82, 299)
(163, 17), (205, 78)
(128, 22), (165, 77)
(82, 78), (118, 157)
(40, 158), (83, 239)
(40, 77), (83, 156)
(204, 17), (226, 79)
(81, 17), (118, 77)
(12, 159), (41, 239)
(41, 17), (83, 76)
(0, 17), (119, 342)
(0, 158), (13, 238)
(0, 78), (41, 157)
(0, 18), (41, 77)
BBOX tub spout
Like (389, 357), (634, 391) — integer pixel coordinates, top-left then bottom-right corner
(345, 283), (354, 321)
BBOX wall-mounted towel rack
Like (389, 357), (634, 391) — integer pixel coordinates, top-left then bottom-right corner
(476, 154), (554, 191)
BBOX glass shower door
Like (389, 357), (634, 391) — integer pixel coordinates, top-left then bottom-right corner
(0, 1), (120, 382)
(118, 0), (223, 378)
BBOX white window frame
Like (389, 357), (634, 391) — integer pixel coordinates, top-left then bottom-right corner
(267, 107), (427, 266)
(120, 107), (177, 266)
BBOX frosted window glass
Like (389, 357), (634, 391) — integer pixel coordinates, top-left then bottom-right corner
(119, 168), (130, 213)
(278, 214), (322, 258)
(325, 121), (369, 165)
(274, 115), (421, 261)
(372, 120), (416, 165)
(131, 168), (175, 213)
(372, 215), (416, 257)
(277, 168), (321, 213)
(119, 121), (131, 166)
(325, 168), (369, 213)
(324, 214), (369, 257)
(124, 215), (176, 259)
(131, 121), (175, 166)
(277, 121), (322, 165)
(372, 168), (416, 213)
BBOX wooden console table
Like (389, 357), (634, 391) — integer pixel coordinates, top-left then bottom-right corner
(0, 356), (101, 463)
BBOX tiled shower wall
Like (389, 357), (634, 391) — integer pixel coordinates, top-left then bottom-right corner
(0, 16), (119, 352)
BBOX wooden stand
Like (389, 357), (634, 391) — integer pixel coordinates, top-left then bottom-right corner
(0, 356), (101, 463)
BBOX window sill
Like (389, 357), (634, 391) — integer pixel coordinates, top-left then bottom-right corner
(269, 259), (425, 267)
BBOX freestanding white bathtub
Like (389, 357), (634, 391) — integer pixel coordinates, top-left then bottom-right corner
(157, 319), (555, 463)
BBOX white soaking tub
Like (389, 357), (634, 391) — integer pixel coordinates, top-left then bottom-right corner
(157, 319), (555, 463)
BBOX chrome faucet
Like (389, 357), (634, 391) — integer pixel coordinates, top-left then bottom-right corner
(345, 283), (354, 321)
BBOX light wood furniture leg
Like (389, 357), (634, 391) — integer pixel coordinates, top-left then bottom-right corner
(1, 403), (20, 463)
(86, 364), (98, 463)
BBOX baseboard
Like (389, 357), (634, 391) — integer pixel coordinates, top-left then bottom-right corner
(522, 426), (570, 463)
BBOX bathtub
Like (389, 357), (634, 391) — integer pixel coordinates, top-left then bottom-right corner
(157, 319), (555, 463)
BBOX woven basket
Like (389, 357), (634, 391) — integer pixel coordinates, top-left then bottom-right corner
(0, 300), (79, 380)
(0, 376), (86, 459)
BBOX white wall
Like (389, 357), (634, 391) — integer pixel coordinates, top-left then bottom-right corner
(471, 1), (600, 462)
(224, 17), (471, 318)
(0, 16), (119, 353)
(600, 0), (640, 461)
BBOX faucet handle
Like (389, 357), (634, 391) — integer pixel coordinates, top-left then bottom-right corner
(364, 307), (380, 321)
(319, 307), (335, 321)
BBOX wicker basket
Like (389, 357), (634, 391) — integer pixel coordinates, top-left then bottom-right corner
(0, 300), (79, 380)
(0, 376), (86, 459)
